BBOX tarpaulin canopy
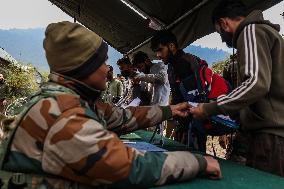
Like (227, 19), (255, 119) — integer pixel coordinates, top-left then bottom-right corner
(48, 0), (283, 57)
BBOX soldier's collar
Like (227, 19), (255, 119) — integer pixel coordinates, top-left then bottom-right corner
(48, 72), (101, 103)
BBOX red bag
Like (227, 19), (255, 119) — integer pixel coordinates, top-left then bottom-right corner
(196, 59), (229, 100)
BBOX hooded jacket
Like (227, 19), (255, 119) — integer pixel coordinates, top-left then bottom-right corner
(204, 10), (284, 137)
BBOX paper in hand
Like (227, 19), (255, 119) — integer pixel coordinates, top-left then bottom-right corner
(122, 97), (141, 108)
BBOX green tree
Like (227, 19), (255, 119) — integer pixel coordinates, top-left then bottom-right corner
(211, 59), (228, 75)
(4, 63), (40, 99)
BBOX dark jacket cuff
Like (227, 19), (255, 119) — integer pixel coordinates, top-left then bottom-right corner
(203, 101), (221, 117)
(194, 154), (207, 175)
(160, 106), (172, 121)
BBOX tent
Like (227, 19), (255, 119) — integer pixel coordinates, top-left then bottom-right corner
(48, 0), (283, 57)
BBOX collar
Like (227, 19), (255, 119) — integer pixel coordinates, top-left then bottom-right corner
(48, 72), (101, 104)
(172, 49), (185, 63)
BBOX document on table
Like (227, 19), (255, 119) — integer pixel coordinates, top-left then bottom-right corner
(123, 141), (167, 152)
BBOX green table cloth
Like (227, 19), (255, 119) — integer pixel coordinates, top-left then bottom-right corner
(131, 130), (284, 189)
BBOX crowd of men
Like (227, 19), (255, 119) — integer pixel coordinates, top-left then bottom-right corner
(0, 0), (283, 188)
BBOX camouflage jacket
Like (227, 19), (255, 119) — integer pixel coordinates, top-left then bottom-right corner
(2, 72), (206, 188)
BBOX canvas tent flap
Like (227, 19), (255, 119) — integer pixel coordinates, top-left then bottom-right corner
(126, 0), (283, 58)
(48, 0), (283, 57)
(49, 0), (155, 53)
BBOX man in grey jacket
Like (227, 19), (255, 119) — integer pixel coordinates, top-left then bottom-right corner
(190, 0), (284, 176)
(132, 51), (170, 106)
(132, 51), (171, 141)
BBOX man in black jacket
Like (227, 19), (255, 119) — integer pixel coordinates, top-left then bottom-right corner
(151, 30), (207, 152)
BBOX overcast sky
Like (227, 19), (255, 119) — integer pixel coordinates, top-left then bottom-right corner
(0, 0), (283, 52)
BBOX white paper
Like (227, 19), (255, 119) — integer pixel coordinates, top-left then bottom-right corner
(188, 101), (198, 108)
(188, 101), (235, 122)
(122, 97), (141, 108)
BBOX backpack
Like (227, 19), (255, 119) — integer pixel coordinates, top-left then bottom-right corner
(180, 54), (238, 136)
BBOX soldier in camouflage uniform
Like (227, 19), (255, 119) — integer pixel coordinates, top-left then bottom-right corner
(0, 21), (221, 189)
(100, 66), (123, 104)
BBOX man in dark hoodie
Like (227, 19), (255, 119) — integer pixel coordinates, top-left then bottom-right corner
(150, 30), (209, 152)
(190, 0), (284, 176)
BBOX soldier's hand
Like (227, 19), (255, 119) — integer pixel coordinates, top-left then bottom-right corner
(204, 156), (222, 179)
(190, 103), (207, 119)
(170, 102), (191, 117)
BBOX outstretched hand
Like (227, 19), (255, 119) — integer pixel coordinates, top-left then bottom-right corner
(189, 103), (207, 119)
(204, 156), (222, 179)
(170, 102), (191, 117)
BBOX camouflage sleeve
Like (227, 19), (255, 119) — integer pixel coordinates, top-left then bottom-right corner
(95, 100), (172, 134)
(120, 151), (207, 188)
(9, 96), (206, 188)
(42, 111), (206, 187)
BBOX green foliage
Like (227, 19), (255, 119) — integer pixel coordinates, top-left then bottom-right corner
(211, 53), (238, 76)
(40, 71), (50, 83)
(211, 59), (228, 75)
(4, 63), (40, 99)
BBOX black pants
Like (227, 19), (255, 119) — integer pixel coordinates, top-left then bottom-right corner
(246, 132), (284, 177)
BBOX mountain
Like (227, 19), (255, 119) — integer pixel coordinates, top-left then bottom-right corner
(0, 28), (229, 73)
(0, 28), (47, 71)
(184, 45), (230, 67)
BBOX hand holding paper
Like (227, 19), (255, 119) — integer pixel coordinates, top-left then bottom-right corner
(189, 103), (207, 119)
(170, 102), (191, 117)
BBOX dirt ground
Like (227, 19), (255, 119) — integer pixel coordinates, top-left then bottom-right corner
(206, 136), (227, 159)
(166, 121), (228, 159)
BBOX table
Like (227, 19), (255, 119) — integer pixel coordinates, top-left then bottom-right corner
(131, 130), (284, 189)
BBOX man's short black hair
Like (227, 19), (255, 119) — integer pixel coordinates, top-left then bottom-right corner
(108, 65), (113, 72)
(211, 0), (248, 24)
(132, 51), (150, 66)
(150, 30), (178, 51)
(117, 56), (132, 66)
